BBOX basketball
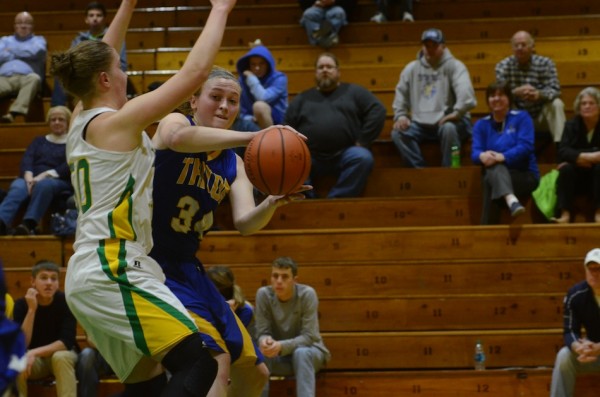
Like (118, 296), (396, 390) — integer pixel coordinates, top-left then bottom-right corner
(244, 126), (311, 195)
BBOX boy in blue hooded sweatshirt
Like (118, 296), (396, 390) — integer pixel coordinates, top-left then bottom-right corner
(236, 42), (288, 129)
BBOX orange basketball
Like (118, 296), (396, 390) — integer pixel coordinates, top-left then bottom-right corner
(244, 126), (311, 195)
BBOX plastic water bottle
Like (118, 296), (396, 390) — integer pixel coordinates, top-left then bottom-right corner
(474, 340), (486, 370)
(451, 145), (461, 168)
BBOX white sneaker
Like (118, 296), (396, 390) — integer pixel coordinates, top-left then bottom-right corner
(370, 12), (387, 23)
(403, 12), (414, 22)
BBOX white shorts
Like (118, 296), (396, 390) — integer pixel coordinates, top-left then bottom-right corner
(65, 241), (198, 381)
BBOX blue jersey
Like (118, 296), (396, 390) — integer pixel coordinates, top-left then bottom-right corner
(151, 116), (237, 260)
(149, 117), (262, 365)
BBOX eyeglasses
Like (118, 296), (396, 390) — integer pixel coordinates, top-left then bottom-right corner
(587, 266), (600, 273)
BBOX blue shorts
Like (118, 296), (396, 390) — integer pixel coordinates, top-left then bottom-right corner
(160, 258), (263, 366)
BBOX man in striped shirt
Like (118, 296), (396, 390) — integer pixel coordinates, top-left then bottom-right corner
(495, 30), (566, 143)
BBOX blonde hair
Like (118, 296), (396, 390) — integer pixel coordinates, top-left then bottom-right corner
(46, 106), (72, 124)
(574, 87), (600, 116)
(51, 40), (114, 100)
(177, 66), (240, 115)
(206, 265), (245, 308)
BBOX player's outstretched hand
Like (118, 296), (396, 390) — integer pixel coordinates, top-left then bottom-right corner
(272, 124), (308, 141)
(269, 185), (313, 208)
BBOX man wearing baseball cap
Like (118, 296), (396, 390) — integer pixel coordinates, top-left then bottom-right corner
(391, 28), (476, 168)
(550, 248), (600, 396)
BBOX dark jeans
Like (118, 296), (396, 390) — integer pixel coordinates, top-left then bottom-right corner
(307, 146), (374, 198)
(77, 347), (115, 397)
(556, 163), (600, 214)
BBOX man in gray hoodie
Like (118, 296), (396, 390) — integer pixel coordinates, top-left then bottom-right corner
(391, 28), (476, 168)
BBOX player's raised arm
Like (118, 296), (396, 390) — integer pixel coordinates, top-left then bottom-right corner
(118, 0), (237, 132)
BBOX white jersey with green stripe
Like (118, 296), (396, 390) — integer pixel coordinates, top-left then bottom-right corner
(67, 107), (155, 253)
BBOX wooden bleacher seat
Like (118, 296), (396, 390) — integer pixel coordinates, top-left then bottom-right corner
(0, 236), (63, 268)
(267, 369), (600, 397)
(160, 18), (598, 48)
(214, 195), (546, 229)
(142, 36), (600, 70)
(222, 257), (583, 300)
(191, 224), (600, 265)
(323, 329), (562, 369)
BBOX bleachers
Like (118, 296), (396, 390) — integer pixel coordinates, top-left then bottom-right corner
(2, 0), (599, 395)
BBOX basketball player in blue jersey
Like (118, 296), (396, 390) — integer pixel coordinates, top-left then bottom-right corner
(51, 0), (237, 395)
(150, 67), (308, 397)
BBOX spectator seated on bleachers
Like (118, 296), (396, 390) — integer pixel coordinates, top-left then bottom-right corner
(0, 106), (73, 235)
(471, 81), (539, 224)
(553, 87), (600, 223)
(495, 30), (566, 146)
(0, 12), (46, 124)
(391, 28), (476, 168)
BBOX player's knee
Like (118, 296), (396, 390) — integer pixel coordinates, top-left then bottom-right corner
(257, 362), (270, 384)
(121, 373), (168, 397)
(162, 334), (218, 396)
(182, 348), (218, 395)
(213, 352), (232, 388)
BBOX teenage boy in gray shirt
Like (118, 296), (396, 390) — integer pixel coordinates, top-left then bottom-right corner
(254, 256), (330, 397)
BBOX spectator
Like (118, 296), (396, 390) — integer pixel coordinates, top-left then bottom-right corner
(370, 0), (414, 23)
(76, 344), (114, 397)
(255, 256), (330, 397)
(235, 40), (288, 129)
(495, 31), (566, 143)
(0, 106), (73, 236)
(13, 260), (77, 397)
(553, 87), (600, 223)
(51, 1), (128, 107)
(299, 0), (356, 48)
(285, 52), (386, 198)
(550, 248), (600, 397)
(0, 12), (47, 123)
(391, 28), (476, 168)
(207, 265), (256, 330)
(0, 263), (25, 397)
(150, 67), (306, 397)
(471, 81), (539, 224)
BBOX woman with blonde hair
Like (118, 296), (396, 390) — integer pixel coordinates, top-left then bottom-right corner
(51, 0), (236, 395)
(150, 66), (306, 396)
(0, 106), (72, 235)
(554, 86), (600, 223)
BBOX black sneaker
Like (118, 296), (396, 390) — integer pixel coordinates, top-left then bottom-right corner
(0, 113), (14, 123)
(14, 223), (33, 235)
(312, 20), (333, 41)
(509, 202), (525, 217)
(0, 220), (6, 236)
(318, 32), (339, 49)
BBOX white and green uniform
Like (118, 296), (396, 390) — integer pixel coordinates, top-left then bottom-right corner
(65, 107), (198, 382)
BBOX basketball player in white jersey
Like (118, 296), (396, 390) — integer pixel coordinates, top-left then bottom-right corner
(51, 0), (236, 395)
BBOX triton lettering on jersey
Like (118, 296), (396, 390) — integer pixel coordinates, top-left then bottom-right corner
(176, 157), (230, 202)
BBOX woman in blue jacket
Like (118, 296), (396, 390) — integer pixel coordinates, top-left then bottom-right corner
(471, 81), (539, 224)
